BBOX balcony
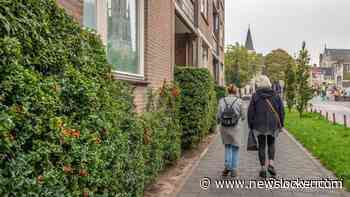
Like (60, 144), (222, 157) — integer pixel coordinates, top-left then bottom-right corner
(176, 0), (195, 24)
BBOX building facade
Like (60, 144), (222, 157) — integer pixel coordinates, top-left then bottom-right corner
(311, 65), (335, 87)
(319, 47), (350, 88)
(56, 0), (225, 111)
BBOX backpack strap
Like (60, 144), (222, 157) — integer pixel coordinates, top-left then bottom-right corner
(224, 97), (238, 110)
(223, 98), (229, 108)
(229, 98), (238, 109)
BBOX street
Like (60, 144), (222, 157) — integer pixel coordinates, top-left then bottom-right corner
(311, 97), (350, 127)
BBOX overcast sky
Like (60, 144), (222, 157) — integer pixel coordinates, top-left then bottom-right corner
(225, 0), (350, 64)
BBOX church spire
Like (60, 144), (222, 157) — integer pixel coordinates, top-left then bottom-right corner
(245, 25), (255, 51)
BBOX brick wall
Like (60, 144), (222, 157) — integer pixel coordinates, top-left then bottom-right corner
(144, 0), (174, 87)
(134, 0), (175, 112)
(197, 0), (225, 85)
(56, 0), (83, 23)
(197, 0), (216, 76)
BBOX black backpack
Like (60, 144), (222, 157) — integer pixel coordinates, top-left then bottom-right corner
(221, 98), (239, 127)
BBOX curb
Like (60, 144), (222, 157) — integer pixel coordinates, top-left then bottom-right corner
(282, 128), (335, 178)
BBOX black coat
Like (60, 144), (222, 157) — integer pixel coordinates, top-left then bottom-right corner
(247, 88), (285, 132)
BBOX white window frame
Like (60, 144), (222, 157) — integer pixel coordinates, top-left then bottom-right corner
(83, 0), (145, 79)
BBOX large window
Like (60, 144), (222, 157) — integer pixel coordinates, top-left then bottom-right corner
(83, 0), (144, 77)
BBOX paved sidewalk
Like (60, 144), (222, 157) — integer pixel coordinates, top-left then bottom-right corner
(176, 110), (349, 197)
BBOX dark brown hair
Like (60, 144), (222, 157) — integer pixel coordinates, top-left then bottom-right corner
(227, 84), (237, 95)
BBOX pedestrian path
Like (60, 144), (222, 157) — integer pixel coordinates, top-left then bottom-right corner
(176, 118), (349, 197)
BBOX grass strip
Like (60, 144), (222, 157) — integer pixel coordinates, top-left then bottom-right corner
(285, 109), (350, 190)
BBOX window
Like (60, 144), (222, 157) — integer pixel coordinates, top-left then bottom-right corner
(83, 0), (97, 29)
(220, 63), (224, 85)
(213, 13), (219, 34)
(202, 43), (209, 68)
(221, 28), (224, 46)
(201, 0), (208, 20)
(83, 0), (144, 77)
(213, 60), (219, 83)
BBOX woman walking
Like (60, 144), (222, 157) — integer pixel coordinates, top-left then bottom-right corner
(247, 75), (284, 178)
(217, 84), (245, 177)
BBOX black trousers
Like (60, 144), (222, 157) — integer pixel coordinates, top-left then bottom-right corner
(257, 135), (275, 166)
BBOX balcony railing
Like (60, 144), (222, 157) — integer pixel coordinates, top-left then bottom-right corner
(176, 0), (195, 24)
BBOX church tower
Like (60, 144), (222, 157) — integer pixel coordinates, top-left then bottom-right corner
(245, 26), (255, 52)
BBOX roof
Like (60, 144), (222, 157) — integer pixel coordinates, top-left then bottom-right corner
(323, 48), (350, 62)
(245, 27), (254, 51)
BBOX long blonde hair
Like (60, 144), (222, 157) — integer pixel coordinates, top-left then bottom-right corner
(255, 75), (272, 89)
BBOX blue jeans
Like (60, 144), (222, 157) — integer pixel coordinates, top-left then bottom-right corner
(224, 144), (239, 170)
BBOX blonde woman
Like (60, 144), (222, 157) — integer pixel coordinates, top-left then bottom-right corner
(247, 75), (285, 178)
(217, 84), (245, 177)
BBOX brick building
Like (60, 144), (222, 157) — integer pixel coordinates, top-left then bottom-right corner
(56, 0), (225, 111)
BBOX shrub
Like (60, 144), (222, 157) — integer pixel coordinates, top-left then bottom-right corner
(0, 1), (144, 196)
(215, 85), (226, 101)
(141, 82), (181, 185)
(175, 66), (217, 149)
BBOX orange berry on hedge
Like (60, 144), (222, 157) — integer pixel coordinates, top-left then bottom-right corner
(37, 176), (44, 184)
(63, 165), (73, 174)
(95, 137), (101, 144)
(79, 169), (88, 177)
(171, 87), (180, 97)
(83, 190), (89, 197)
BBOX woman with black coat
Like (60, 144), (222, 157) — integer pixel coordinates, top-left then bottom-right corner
(247, 75), (285, 178)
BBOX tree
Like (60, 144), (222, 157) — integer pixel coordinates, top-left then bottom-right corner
(225, 43), (263, 88)
(295, 41), (313, 117)
(285, 63), (296, 111)
(264, 49), (295, 83)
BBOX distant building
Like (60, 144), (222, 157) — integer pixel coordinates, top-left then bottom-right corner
(311, 65), (335, 87)
(320, 46), (350, 88)
(242, 26), (265, 95)
(245, 26), (255, 52)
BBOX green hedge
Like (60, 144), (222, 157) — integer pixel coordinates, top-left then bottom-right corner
(0, 1), (149, 196)
(175, 66), (217, 149)
(215, 85), (226, 101)
(0, 1), (213, 195)
(142, 82), (181, 185)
